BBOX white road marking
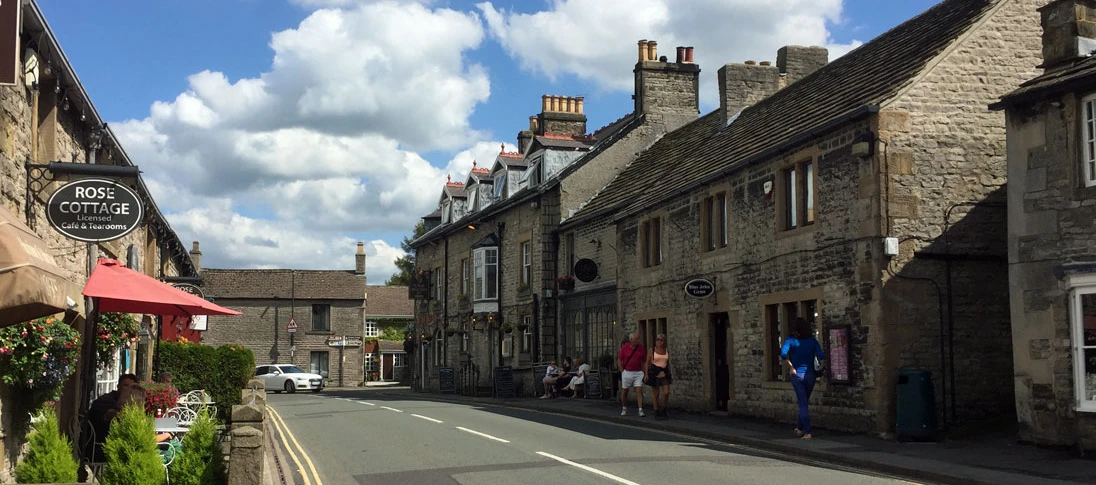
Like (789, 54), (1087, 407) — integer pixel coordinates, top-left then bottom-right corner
(358, 401), (376, 406)
(381, 406), (404, 413)
(536, 452), (641, 485)
(411, 414), (443, 423)
(456, 426), (510, 443)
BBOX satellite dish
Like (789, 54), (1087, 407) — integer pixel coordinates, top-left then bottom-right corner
(23, 48), (40, 89)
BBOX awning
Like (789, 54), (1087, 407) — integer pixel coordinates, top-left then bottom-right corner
(83, 259), (241, 316)
(0, 206), (72, 326)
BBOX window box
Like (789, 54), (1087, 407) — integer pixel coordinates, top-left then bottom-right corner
(557, 274), (575, 291)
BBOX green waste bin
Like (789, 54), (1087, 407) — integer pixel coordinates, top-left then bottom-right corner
(896, 368), (937, 441)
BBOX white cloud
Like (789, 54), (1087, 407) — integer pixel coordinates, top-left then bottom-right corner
(478, 0), (862, 107)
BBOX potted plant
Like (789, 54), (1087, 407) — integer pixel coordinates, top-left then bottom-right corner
(446, 328), (459, 337)
(500, 323), (514, 334)
(556, 274), (575, 291)
(13, 405), (78, 484)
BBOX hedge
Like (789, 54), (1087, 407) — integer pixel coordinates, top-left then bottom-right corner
(156, 341), (255, 420)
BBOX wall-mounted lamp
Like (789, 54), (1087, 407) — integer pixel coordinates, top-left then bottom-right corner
(851, 132), (875, 158)
(762, 180), (774, 198)
(53, 81), (60, 94)
(61, 95), (69, 111)
(467, 224), (477, 230)
(80, 111), (86, 122)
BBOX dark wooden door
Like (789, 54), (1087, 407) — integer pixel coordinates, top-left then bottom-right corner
(383, 354), (394, 380)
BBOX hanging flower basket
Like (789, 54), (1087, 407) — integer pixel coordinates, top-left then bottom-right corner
(0, 316), (81, 407)
(96, 312), (139, 370)
(556, 274), (575, 291)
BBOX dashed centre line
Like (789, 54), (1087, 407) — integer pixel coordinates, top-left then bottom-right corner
(411, 414), (443, 423)
(536, 451), (641, 485)
(381, 406), (404, 413)
(456, 426), (510, 443)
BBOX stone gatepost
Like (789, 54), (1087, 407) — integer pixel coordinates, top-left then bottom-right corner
(228, 379), (267, 485)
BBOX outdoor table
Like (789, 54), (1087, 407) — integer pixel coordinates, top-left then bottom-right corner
(155, 425), (189, 435)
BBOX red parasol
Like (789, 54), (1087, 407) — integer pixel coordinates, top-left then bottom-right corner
(82, 259), (240, 316)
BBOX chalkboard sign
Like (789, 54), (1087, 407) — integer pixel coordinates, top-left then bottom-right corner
(493, 366), (515, 398)
(532, 363), (549, 397)
(438, 367), (456, 393)
(584, 370), (601, 399)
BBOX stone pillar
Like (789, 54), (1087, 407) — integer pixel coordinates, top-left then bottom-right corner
(228, 379), (267, 485)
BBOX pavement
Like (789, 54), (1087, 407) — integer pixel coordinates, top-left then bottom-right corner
(307, 386), (1096, 485)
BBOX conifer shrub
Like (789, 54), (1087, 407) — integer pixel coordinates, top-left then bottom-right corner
(100, 404), (165, 485)
(13, 407), (78, 483)
(169, 409), (224, 485)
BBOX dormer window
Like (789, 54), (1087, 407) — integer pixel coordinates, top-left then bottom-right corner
(494, 172), (507, 200)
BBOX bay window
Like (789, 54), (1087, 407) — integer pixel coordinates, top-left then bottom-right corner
(474, 247), (498, 301)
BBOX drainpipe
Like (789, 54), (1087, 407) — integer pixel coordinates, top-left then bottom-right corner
(496, 222), (506, 366)
(444, 237), (449, 366)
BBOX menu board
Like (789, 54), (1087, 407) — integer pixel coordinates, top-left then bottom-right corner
(438, 367), (456, 393)
(532, 363), (549, 397)
(493, 366), (515, 398)
(584, 370), (601, 399)
(828, 327), (851, 384)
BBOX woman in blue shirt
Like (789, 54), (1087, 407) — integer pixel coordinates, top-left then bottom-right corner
(781, 317), (825, 440)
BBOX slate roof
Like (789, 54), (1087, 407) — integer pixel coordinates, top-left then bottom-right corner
(533, 134), (594, 150)
(992, 55), (1096, 109)
(366, 285), (414, 317)
(202, 269), (366, 300)
(570, 0), (999, 224)
(378, 340), (405, 352)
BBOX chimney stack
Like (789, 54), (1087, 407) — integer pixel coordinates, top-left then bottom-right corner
(355, 241), (366, 275)
(1039, 0), (1096, 71)
(189, 241), (202, 273)
(717, 60), (780, 127)
(633, 39), (701, 130)
(777, 45), (829, 86)
(537, 93), (587, 136)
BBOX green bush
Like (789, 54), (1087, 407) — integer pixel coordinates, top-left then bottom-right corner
(14, 407), (78, 483)
(169, 409), (223, 485)
(101, 405), (165, 485)
(157, 341), (255, 420)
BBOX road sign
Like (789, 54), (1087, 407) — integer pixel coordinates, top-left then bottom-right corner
(287, 317), (298, 333)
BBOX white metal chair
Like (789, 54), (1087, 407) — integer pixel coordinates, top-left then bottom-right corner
(164, 407), (197, 426)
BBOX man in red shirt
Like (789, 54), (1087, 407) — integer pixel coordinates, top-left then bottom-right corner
(617, 332), (647, 417)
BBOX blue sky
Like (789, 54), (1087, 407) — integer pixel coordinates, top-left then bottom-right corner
(37, 0), (940, 284)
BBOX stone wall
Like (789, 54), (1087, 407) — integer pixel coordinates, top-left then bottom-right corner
(1006, 90), (1096, 448)
(204, 299), (366, 387)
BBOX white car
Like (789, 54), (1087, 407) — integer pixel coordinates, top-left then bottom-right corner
(256, 364), (324, 393)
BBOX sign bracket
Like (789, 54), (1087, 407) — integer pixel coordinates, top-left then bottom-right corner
(24, 157), (139, 230)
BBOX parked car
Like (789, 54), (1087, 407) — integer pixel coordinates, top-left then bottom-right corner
(256, 364), (324, 393)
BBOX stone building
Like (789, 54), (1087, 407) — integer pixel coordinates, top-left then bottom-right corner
(992, 0), (1096, 449)
(363, 285), (414, 382)
(563, 0), (1045, 435)
(0, 0), (198, 479)
(202, 243), (369, 388)
(411, 41), (701, 394)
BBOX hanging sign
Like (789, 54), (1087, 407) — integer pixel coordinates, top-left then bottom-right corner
(171, 283), (205, 299)
(684, 278), (715, 298)
(46, 179), (143, 243)
(287, 317), (298, 333)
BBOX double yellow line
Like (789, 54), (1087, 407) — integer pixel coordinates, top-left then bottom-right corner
(267, 406), (324, 485)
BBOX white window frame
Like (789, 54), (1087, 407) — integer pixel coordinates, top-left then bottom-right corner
(435, 267), (443, 301)
(394, 353), (407, 367)
(365, 321), (378, 338)
(522, 315), (533, 353)
(473, 247), (498, 301)
(1067, 273), (1096, 412)
(1084, 93), (1096, 188)
(364, 353), (376, 372)
(461, 258), (469, 297)
(521, 241), (532, 287)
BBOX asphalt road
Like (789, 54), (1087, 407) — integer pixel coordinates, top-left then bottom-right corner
(266, 390), (921, 485)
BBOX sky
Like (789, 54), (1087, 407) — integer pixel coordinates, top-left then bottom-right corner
(37, 0), (941, 285)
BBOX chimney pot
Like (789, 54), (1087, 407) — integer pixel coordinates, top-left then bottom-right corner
(760, 61), (771, 66)
(685, 46), (695, 63)
(566, 97), (576, 113)
(355, 241), (366, 275)
(541, 95), (549, 112)
(529, 115), (537, 130)
(745, 60), (757, 65)
(189, 241), (202, 273)
(648, 41), (658, 61)
(576, 97), (584, 114)
(676, 46), (685, 63)
(638, 40), (649, 62)
(551, 95), (560, 112)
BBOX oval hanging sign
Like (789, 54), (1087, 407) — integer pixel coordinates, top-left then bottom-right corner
(46, 178), (143, 243)
(684, 278), (715, 298)
(171, 283), (205, 299)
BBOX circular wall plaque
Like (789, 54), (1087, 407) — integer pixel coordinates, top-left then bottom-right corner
(46, 178), (143, 243)
(574, 258), (598, 282)
(684, 278), (715, 298)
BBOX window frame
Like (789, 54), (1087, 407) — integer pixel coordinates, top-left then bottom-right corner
(521, 315), (533, 354)
(311, 304), (331, 332)
(639, 217), (663, 268)
(778, 159), (817, 232)
(394, 353), (407, 367)
(1083, 93), (1096, 188)
(310, 351), (329, 378)
(760, 289), (822, 382)
(434, 267), (443, 301)
(473, 247), (499, 301)
(364, 321), (378, 338)
(364, 353), (376, 372)
(701, 191), (729, 252)
(1067, 273), (1096, 412)
(637, 316), (668, 351)
(460, 258), (469, 297)
(521, 240), (532, 289)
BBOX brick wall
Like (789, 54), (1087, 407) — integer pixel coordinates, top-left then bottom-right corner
(203, 299), (366, 387)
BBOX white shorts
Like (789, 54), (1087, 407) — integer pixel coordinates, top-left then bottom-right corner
(621, 370), (644, 389)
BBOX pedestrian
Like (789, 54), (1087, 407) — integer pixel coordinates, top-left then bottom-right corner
(617, 332), (647, 417)
(541, 361), (560, 398)
(645, 333), (672, 419)
(781, 317), (825, 440)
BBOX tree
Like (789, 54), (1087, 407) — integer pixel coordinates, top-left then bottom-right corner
(386, 220), (426, 286)
(14, 407), (78, 483)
